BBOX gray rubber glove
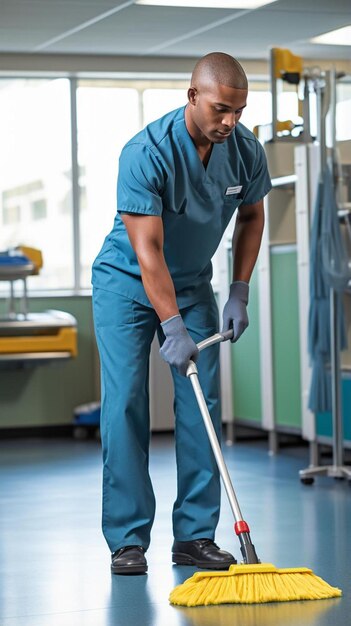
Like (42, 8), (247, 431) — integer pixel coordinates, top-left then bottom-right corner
(222, 281), (249, 343)
(160, 314), (199, 376)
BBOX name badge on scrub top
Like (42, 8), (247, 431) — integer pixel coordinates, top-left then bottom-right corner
(225, 185), (242, 195)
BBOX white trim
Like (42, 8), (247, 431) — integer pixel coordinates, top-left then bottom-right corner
(295, 143), (320, 442)
(70, 78), (81, 292)
(258, 195), (275, 431)
(215, 230), (233, 424)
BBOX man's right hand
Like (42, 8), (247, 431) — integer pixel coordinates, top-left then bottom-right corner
(160, 315), (199, 376)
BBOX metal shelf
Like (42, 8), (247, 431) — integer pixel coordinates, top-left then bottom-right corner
(271, 174), (297, 189)
(0, 263), (35, 281)
(0, 351), (72, 362)
(0, 311), (77, 335)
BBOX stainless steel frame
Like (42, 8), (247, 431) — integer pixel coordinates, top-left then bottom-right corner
(299, 69), (351, 484)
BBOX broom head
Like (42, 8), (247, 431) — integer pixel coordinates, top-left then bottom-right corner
(169, 563), (342, 607)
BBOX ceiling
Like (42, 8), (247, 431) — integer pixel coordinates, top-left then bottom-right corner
(0, 0), (350, 63)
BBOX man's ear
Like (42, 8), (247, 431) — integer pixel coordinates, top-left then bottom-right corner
(187, 87), (197, 106)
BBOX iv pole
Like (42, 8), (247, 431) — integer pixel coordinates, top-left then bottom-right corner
(299, 69), (351, 484)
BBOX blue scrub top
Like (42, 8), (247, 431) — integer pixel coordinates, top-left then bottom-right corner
(92, 106), (271, 308)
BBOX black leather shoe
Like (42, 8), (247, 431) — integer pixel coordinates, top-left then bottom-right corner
(172, 539), (236, 570)
(111, 545), (148, 575)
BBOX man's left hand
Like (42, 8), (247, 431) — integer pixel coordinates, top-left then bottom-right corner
(222, 281), (249, 343)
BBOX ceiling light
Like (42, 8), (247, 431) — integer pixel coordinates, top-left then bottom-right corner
(135, 0), (278, 9)
(311, 25), (351, 46)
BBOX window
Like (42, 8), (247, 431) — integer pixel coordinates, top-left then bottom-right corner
(143, 87), (187, 125)
(77, 83), (141, 288)
(77, 82), (188, 288)
(0, 78), (73, 290)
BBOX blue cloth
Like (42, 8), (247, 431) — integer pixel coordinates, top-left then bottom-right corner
(92, 106), (271, 307)
(308, 166), (347, 413)
(93, 286), (221, 551)
(321, 167), (351, 292)
(0, 253), (30, 266)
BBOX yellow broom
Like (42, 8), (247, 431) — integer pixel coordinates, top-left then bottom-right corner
(169, 332), (342, 607)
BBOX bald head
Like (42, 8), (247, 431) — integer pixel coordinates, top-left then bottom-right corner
(185, 52), (248, 148)
(191, 52), (248, 91)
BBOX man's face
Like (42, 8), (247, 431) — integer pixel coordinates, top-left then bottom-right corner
(188, 81), (248, 144)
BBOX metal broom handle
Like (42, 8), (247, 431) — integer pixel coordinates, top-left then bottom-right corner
(186, 330), (245, 524)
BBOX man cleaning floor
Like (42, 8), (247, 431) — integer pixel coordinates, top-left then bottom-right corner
(92, 51), (271, 574)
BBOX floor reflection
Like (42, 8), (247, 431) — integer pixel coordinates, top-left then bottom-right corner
(108, 574), (156, 626)
(175, 597), (341, 626)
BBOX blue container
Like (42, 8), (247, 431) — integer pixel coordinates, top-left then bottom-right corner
(73, 401), (101, 426)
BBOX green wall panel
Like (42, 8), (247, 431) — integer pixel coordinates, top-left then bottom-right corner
(232, 267), (262, 422)
(0, 296), (98, 428)
(271, 251), (301, 428)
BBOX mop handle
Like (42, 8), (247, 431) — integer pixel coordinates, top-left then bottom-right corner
(186, 330), (245, 524)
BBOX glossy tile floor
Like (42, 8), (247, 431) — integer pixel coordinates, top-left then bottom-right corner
(0, 433), (350, 626)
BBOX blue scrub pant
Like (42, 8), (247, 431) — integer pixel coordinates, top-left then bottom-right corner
(93, 287), (221, 553)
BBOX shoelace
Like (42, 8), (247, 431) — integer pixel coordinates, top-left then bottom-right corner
(197, 539), (220, 550)
(112, 545), (144, 558)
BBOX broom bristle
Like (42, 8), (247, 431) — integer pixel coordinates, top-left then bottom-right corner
(169, 563), (342, 606)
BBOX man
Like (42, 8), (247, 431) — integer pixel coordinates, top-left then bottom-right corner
(92, 52), (271, 575)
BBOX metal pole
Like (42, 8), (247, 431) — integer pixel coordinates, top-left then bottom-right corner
(187, 362), (245, 524)
(22, 278), (28, 318)
(9, 280), (15, 318)
(329, 68), (344, 470)
(316, 79), (325, 174)
(270, 48), (278, 142)
(330, 290), (344, 469)
(329, 68), (337, 154)
(301, 75), (311, 143)
(185, 332), (260, 562)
